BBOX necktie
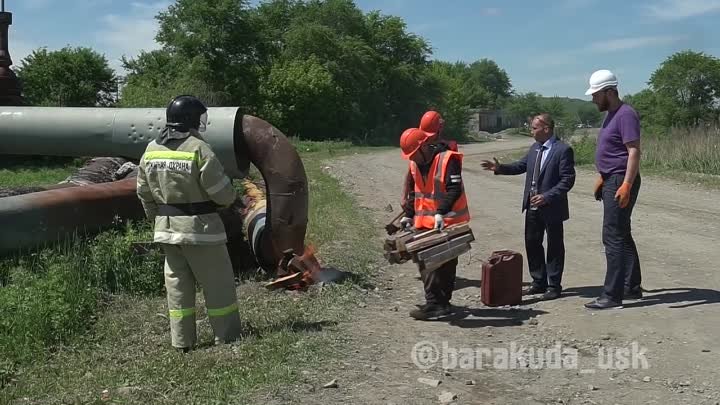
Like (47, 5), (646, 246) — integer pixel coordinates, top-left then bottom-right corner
(529, 145), (545, 211)
(531, 145), (545, 186)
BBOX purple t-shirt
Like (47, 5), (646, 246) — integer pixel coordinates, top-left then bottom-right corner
(595, 103), (640, 175)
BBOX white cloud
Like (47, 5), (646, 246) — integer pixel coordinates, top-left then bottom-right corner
(587, 35), (687, 52)
(95, 1), (170, 73)
(642, 0), (720, 20)
(481, 8), (501, 16)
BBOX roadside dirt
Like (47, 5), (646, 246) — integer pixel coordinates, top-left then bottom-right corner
(260, 136), (720, 405)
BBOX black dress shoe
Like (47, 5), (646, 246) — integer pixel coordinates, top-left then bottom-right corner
(542, 290), (561, 300)
(584, 297), (622, 310)
(523, 286), (547, 296)
(624, 286), (643, 300)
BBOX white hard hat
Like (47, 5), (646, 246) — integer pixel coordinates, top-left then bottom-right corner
(585, 69), (618, 95)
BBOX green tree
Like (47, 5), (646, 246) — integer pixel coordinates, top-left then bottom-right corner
(425, 61), (473, 140)
(576, 103), (603, 126)
(507, 92), (543, 124)
(465, 59), (512, 108)
(119, 50), (232, 108)
(120, 0), (262, 109)
(16, 46), (117, 106)
(648, 50), (720, 127)
(623, 89), (678, 135)
(252, 0), (436, 143)
(259, 56), (343, 139)
(541, 96), (568, 124)
(155, 0), (264, 107)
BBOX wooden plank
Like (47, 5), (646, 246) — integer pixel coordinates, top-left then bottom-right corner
(415, 233), (475, 261)
(420, 243), (472, 271)
(406, 230), (471, 253)
(265, 272), (303, 290)
(403, 224), (472, 252)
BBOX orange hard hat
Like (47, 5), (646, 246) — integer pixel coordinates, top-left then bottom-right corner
(400, 127), (431, 160)
(420, 111), (444, 137)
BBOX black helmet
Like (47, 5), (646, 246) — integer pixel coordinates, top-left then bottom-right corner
(166, 95), (208, 131)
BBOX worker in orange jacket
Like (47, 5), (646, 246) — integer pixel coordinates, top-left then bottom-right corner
(399, 118), (470, 320)
(401, 111), (457, 213)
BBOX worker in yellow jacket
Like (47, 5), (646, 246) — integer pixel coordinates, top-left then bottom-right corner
(136, 95), (241, 352)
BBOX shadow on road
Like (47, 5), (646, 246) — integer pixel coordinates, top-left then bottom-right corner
(454, 276), (531, 291)
(562, 286), (720, 309)
(454, 276), (482, 290)
(428, 306), (548, 329)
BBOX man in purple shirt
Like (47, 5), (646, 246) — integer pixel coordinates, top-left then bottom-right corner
(583, 69), (643, 310)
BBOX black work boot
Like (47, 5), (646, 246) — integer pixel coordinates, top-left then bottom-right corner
(409, 303), (451, 320)
(624, 286), (643, 300)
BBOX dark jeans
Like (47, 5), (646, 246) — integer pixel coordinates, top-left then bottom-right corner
(525, 208), (565, 292)
(601, 173), (642, 301)
(421, 257), (458, 305)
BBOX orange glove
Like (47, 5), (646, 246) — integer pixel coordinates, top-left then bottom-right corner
(593, 176), (603, 201)
(615, 182), (632, 208)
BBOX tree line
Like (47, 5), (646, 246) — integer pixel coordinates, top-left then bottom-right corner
(14, 0), (720, 143)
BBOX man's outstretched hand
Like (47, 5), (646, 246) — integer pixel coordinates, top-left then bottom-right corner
(480, 157), (499, 172)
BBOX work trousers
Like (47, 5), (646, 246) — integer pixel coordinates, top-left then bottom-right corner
(600, 173), (642, 302)
(524, 208), (565, 292)
(161, 243), (242, 349)
(421, 257), (458, 306)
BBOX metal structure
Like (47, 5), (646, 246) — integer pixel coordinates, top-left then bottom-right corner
(0, 108), (309, 271)
(0, 0), (22, 106)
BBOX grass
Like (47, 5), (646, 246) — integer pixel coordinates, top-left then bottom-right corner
(479, 126), (720, 189)
(568, 126), (720, 187)
(0, 156), (82, 187)
(0, 142), (382, 404)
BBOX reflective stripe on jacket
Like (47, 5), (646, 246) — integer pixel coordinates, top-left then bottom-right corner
(136, 131), (236, 245)
(409, 150), (470, 229)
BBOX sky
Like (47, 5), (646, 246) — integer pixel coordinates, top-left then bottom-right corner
(6, 0), (720, 100)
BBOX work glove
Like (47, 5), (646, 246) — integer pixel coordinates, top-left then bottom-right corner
(615, 182), (632, 209)
(593, 176), (604, 201)
(400, 216), (413, 229)
(434, 214), (444, 230)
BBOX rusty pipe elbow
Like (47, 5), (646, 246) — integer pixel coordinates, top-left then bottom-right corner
(236, 115), (308, 269)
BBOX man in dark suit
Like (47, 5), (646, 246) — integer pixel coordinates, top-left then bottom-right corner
(481, 113), (576, 300)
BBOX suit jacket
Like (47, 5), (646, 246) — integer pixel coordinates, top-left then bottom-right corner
(496, 138), (576, 224)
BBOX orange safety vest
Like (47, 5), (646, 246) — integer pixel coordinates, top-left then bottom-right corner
(409, 150), (470, 229)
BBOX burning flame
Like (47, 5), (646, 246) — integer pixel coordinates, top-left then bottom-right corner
(266, 244), (346, 291)
(287, 244), (322, 290)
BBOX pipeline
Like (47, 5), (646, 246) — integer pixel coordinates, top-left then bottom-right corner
(0, 178), (143, 255)
(0, 108), (308, 268)
(0, 107), (250, 179)
(237, 115), (308, 268)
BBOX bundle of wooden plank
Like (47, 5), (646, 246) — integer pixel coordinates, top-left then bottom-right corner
(383, 223), (475, 271)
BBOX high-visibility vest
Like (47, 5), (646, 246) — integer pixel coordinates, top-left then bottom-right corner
(409, 150), (470, 229)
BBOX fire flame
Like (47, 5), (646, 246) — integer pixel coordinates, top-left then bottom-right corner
(287, 244), (322, 290)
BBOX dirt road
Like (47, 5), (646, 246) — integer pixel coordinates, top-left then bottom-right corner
(262, 136), (720, 405)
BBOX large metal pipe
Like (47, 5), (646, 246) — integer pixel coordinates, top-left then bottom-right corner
(0, 178), (143, 255)
(237, 115), (308, 264)
(0, 107), (250, 179)
(0, 108), (308, 264)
